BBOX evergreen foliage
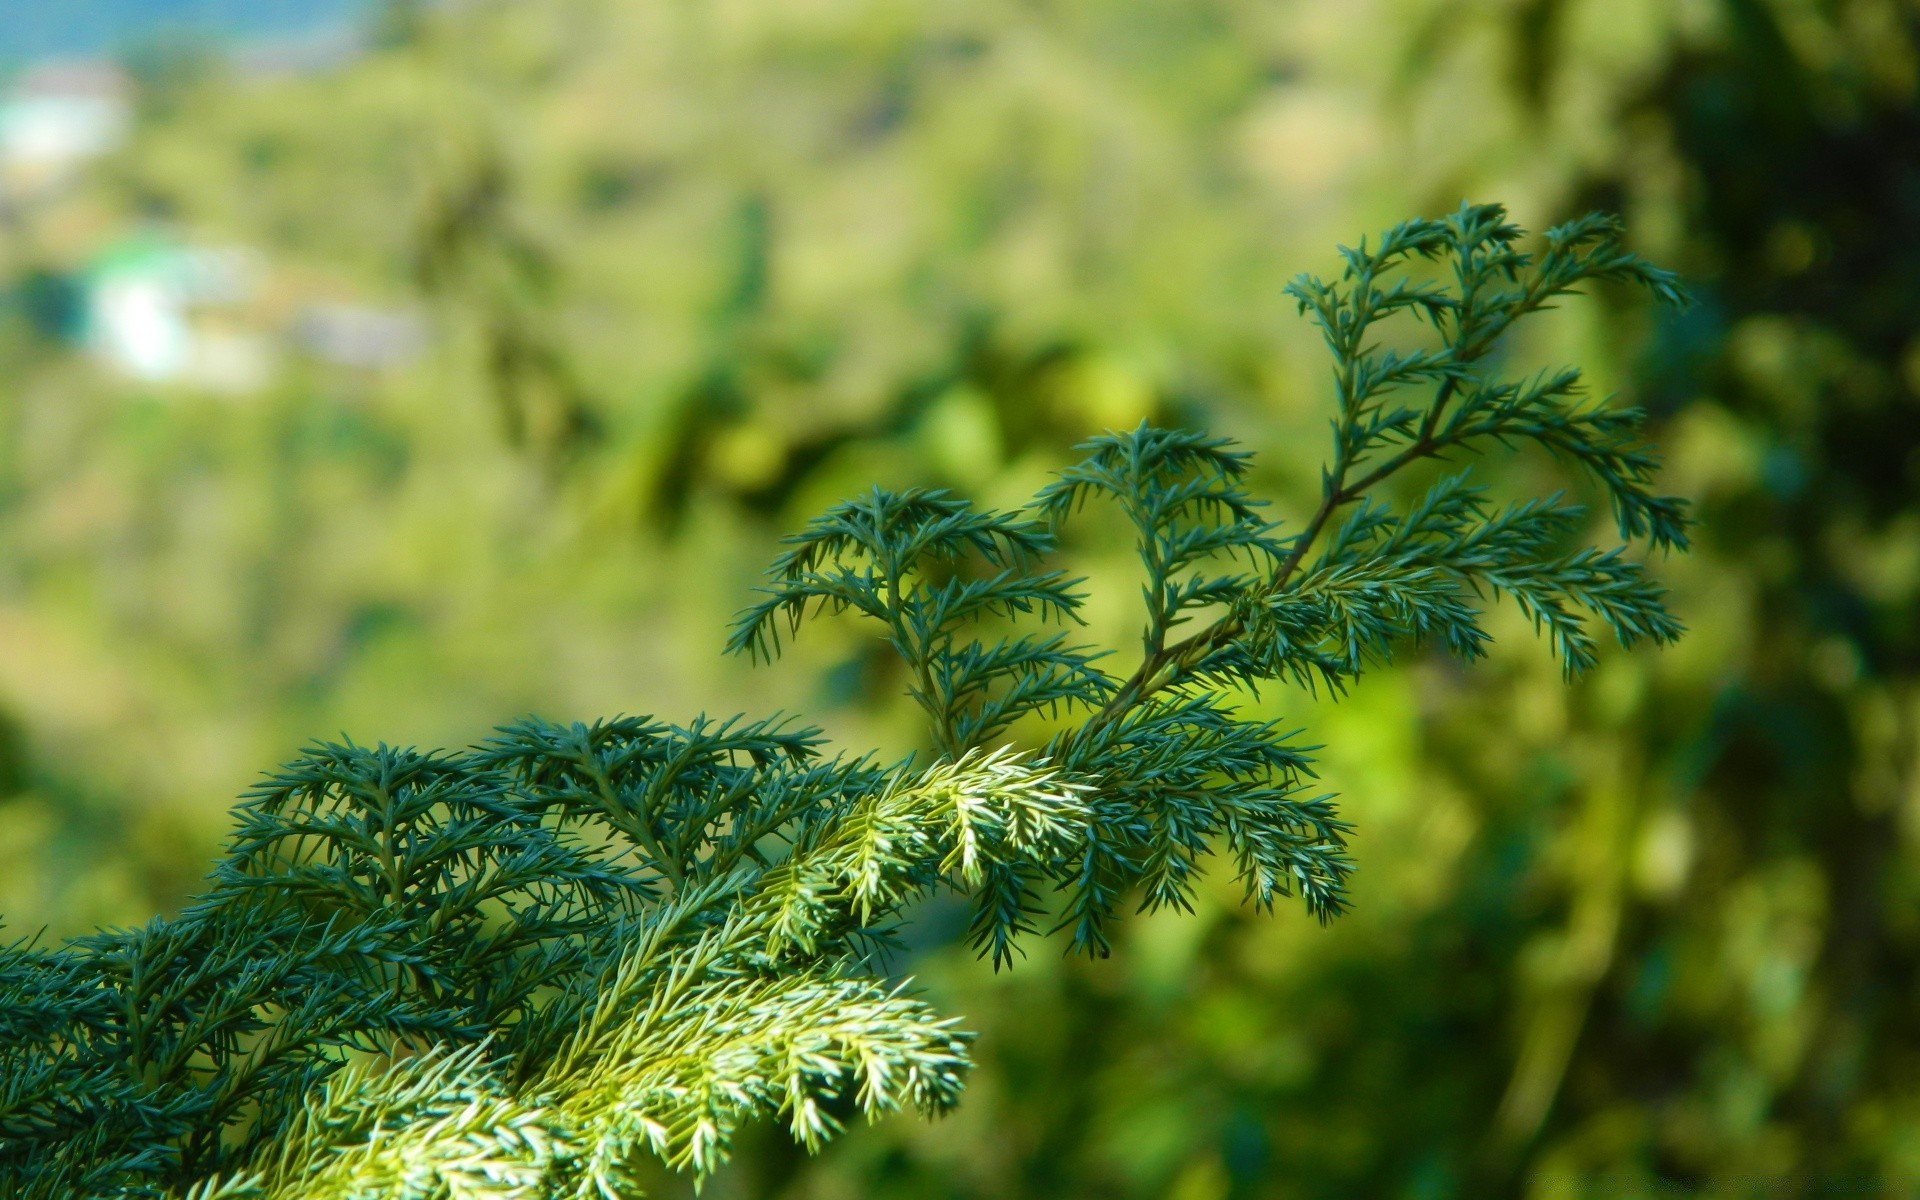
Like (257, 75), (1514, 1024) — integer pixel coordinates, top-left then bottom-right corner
(0, 206), (1686, 1199)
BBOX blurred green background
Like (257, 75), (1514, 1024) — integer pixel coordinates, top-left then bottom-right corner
(2, 1), (1918, 1196)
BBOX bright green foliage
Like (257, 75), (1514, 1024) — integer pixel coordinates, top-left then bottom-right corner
(0, 208), (1685, 1199)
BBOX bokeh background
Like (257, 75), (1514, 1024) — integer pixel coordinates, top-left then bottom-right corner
(2, 1), (1918, 1196)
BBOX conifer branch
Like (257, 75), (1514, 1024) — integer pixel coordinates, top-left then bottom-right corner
(0, 204), (1687, 1200)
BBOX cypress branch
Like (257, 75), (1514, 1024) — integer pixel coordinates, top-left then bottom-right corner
(0, 205), (1687, 1199)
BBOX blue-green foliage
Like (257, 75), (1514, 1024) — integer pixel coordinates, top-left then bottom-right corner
(0, 205), (1686, 1199)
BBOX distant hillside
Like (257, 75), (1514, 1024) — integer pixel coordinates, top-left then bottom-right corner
(0, 0), (372, 65)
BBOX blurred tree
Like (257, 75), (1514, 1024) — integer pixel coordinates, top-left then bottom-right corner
(1503, 0), (1920, 1189)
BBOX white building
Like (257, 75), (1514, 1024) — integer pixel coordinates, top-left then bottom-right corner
(84, 235), (272, 393)
(0, 61), (131, 198)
